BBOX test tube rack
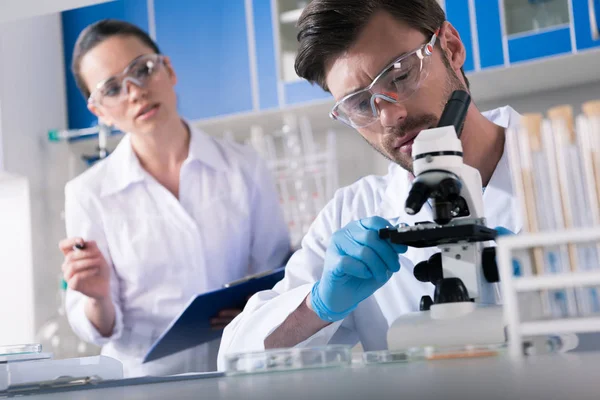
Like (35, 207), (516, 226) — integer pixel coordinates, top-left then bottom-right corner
(497, 227), (600, 359)
(498, 100), (600, 359)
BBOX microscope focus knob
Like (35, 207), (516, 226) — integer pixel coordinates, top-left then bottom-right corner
(434, 277), (470, 304)
(420, 295), (433, 311)
(413, 253), (443, 283)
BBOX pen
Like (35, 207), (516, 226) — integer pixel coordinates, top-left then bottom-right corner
(72, 240), (86, 251)
(223, 269), (277, 288)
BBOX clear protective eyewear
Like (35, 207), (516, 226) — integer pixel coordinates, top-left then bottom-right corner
(88, 53), (166, 108)
(330, 31), (439, 129)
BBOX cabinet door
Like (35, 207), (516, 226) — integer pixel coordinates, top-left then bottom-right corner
(252, 0), (280, 110)
(154, 0), (253, 120)
(572, 0), (600, 50)
(272, 0), (331, 106)
(474, 0), (505, 69)
(445, 0), (476, 72)
(503, 0), (573, 64)
(62, 0), (150, 130)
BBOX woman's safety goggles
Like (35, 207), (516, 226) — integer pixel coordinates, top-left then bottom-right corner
(329, 31), (439, 129)
(88, 53), (165, 108)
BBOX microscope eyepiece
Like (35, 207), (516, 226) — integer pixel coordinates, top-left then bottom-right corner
(404, 181), (430, 215)
(437, 90), (471, 137)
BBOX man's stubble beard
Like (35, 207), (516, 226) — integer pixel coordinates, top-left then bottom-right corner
(364, 61), (467, 173)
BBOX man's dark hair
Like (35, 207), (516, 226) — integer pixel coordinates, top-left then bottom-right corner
(72, 19), (161, 99)
(294, 0), (470, 92)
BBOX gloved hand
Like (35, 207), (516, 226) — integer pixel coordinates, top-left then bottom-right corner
(310, 216), (407, 322)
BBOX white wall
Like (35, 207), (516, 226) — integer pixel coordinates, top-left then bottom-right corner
(477, 80), (600, 117)
(0, 0), (114, 24)
(0, 13), (77, 344)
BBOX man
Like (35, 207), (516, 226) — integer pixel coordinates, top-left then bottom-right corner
(217, 0), (522, 365)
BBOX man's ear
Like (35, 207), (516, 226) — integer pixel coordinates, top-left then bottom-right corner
(438, 21), (467, 72)
(163, 56), (178, 86)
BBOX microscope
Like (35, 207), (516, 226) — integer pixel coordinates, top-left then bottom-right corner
(379, 90), (506, 351)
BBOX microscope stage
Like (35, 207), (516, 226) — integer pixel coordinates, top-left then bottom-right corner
(379, 223), (497, 248)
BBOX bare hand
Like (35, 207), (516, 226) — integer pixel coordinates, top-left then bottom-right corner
(59, 237), (111, 301)
(210, 309), (242, 330)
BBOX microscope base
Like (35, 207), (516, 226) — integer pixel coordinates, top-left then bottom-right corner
(387, 303), (506, 351)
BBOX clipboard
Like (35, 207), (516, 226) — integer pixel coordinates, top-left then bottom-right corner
(142, 267), (286, 363)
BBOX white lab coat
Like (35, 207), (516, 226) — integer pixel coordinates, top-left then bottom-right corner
(64, 123), (291, 378)
(217, 106), (524, 369)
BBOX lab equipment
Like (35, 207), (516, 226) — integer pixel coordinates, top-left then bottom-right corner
(222, 345), (352, 375)
(310, 217), (406, 322)
(379, 90), (504, 350)
(498, 100), (600, 359)
(362, 344), (506, 365)
(0, 344), (42, 357)
(246, 116), (339, 248)
(0, 354), (123, 394)
(48, 123), (120, 166)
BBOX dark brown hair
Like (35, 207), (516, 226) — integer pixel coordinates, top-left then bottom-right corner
(294, 0), (470, 92)
(72, 19), (161, 99)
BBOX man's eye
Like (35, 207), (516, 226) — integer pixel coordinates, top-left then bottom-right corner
(392, 71), (411, 84)
(356, 99), (370, 112)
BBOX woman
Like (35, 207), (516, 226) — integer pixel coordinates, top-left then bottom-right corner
(58, 19), (291, 377)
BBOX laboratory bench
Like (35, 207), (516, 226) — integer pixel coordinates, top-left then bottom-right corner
(12, 350), (600, 400)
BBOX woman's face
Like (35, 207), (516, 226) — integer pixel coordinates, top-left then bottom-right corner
(81, 35), (178, 135)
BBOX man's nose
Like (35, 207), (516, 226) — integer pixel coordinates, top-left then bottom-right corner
(373, 92), (407, 128)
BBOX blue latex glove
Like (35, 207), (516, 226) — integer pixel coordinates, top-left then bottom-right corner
(494, 226), (521, 276)
(311, 217), (407, 322)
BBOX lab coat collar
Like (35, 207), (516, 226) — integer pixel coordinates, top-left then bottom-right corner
(100, 121), (227, 197)
(377, 105), (523, 234)
(185, 122), (228, 171)
(101, 134), (145, 197)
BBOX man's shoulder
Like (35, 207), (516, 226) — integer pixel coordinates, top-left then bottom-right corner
(324, 164), (406, 223)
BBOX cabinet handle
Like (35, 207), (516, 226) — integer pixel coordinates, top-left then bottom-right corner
(590, 0), (600, 40)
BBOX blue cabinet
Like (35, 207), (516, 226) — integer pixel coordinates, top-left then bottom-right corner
(252, 0), (280, 110)
(62, 0), (150, 130)
(445, 0), (476, 72)
(284, 81), (331, 106)
(507, 26), (572, 63)
(154, 0), (253, 120)
(60, 0), (600, 130)
(474, 0), (506, 69)
(572, 0), (600, 50)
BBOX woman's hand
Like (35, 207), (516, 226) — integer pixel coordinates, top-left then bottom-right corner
(59, 238), (111, 301)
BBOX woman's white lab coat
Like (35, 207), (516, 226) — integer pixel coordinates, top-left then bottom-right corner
(217, 106), (524, 368)
(64, 124), (291, 377)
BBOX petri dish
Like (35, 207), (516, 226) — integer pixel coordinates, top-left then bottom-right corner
(362, 343), (506, 365)
(422, 343), (506, 360)
(362, 348), (424, 365)
(223, 345), (352, 375)
(0, 343), (42, 356)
